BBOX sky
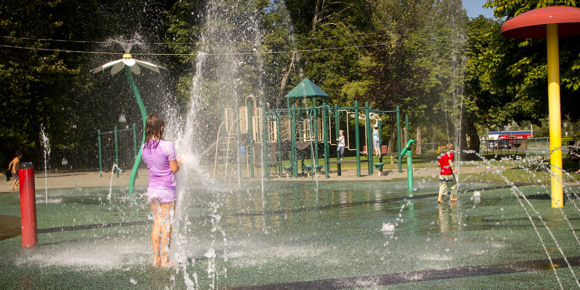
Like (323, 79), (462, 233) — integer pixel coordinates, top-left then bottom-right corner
(463, 0), (495, 18)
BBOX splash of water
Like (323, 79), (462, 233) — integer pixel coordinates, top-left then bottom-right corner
(165, 1), (303, 285)
(466, 150), (580, 289)
(40, 124), (50, 204)
(105, 33), (145, 53)
(108, 164), (120, 201)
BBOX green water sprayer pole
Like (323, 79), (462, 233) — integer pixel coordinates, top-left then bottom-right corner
(247, 101), (254, 178)
(114, 126), (119, 178)
(132, 123), (138, 179)
(125, 66), (147, 199)
(98, 130), (102, 177)
(399, 139), (416, 193)
(397, 106), (402, 173)
(355, 101), (361, 177)
(365, 102), (373, 176)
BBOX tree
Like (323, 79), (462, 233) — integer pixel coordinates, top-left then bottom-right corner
(479, 0), (580, 126)
(0, 0), (184, 166)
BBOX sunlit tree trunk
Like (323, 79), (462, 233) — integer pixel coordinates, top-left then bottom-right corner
(388, 126), (397, 153)
(415, 126), (422, 154)
(461, 112), (480, 160)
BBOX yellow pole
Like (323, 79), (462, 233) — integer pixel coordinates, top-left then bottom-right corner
(546, 23), (563, 208)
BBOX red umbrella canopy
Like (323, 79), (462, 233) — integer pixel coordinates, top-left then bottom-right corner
(501, 6), (580, 39)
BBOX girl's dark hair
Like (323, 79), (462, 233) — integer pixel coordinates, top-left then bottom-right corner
(145, 115), (165, 150)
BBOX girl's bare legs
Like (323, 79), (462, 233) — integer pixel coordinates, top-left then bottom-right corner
(151, 201), (162, 266)
(159, 202), (174, 267)
(151, 201), (175, 267)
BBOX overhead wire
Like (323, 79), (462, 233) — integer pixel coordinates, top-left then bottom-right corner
(0, 23), (491, 46)
(0, 29), (493, 57)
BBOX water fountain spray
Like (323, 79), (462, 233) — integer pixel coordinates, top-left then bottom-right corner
(91, 47), (165, 200)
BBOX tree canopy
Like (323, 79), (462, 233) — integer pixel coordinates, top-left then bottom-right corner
(2, 0), (579, 166)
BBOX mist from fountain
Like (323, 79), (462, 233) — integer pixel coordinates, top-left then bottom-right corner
(464, 150), (580, 288)
(105, 33), (145, 54)
(165, 1), (290, 285)
(108, 163), (121, 201)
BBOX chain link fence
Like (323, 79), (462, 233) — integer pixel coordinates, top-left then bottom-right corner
(418, 137), (580, 161)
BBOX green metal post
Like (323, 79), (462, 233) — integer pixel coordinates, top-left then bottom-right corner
(313, 98), (318, 167)
(98, 130), (102, 177)
(125, 66), (147, 198)
(114, 126), (119, 178)
(407, 151), (413, 193)
(247, 101), (254, 178)
(400, 139), (416, 193)
(262, 103), (269, 180)
(378, 120), (382, 163)
(133, 123), (138, 179)
(291, 106), (298, 178)
(335, 104), (341, 176)
(355, 101), (361, 177)
(276, 113), (282, 177)
(323, 102), (329, 179)
(397, 106), (402, 173)
(365, 102), (373, 176)
(288, 151), (292, 173)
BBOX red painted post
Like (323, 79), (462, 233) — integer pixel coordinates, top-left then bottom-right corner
(18, 162), (37, 247)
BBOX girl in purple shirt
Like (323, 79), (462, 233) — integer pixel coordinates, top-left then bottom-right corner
(142, 114), (180, 267)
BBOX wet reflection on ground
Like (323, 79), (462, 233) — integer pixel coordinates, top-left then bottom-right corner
(1, 181), (579, 288)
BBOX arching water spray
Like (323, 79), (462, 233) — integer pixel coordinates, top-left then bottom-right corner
(466, 150), (580, 289)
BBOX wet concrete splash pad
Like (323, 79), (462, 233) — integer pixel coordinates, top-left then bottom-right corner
(0, 181), (579, 289)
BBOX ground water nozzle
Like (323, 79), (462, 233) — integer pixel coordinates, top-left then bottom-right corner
(399, 139), (416, 157)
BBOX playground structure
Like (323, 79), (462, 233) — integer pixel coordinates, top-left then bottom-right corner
(97, 124), (139, 178)
(214, 78), (414, 184)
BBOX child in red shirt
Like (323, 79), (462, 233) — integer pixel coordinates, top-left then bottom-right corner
(437, 143), (457, 203)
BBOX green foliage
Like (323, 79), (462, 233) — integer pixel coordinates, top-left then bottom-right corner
(164, 0), (204, 111)
(0, 0), (84, 165)
(0, 0), (185, 166)
(485, 0), (578, 18)
(472, 0), (580, 129)
(11, 0), (571, 168)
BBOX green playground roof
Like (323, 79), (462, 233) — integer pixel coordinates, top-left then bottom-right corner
(284, 78), (329, 98)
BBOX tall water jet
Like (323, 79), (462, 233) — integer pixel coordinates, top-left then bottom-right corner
(169, 1), (268, 279)
(41, 124), (50, 204)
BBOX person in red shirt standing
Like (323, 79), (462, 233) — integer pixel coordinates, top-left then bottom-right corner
(437, 143), (457, 203)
